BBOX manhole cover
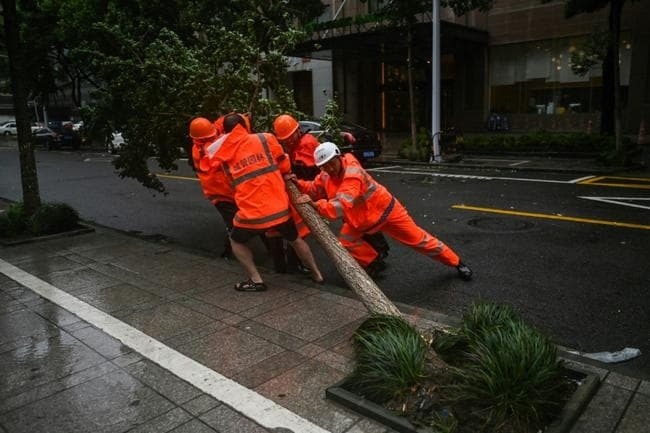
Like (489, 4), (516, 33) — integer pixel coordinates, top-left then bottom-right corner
(468, 217), (534, 232)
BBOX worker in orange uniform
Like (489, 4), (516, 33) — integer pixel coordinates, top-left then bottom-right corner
(274, 114), (391, 264)
(272, 114), (322, 274)
(290, 141), (473, 281)
(188, 117), (236, 258)
(200, 113), (293, 274)
(273, 114), (322, 180)
(210, 113), (324, 291)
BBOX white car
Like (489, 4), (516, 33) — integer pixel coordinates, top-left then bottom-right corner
(0, 122), (18, 135)
(108, 132), (125, 153)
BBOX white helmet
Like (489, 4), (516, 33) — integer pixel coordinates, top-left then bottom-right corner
(314, 141), (341, 167)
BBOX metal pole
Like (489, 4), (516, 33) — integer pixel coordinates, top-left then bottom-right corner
(431, 0), (442, 163)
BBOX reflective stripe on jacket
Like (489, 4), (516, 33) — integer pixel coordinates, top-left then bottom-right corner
(212, 124), (292, 230)
(296, 153), (394, 232)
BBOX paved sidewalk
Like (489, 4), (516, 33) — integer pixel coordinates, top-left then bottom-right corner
(1, 219), (649, 433)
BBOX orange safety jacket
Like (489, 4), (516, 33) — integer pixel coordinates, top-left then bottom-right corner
(191, 135), (234, 204)
(296, 153), (394, 233)
(211, 124), (292, 230)
(290, 133), (319, 167)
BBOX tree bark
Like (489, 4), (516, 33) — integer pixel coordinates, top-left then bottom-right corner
(286, 181), (401, 317)
(407, 27), (418, 156)
(2, 0), (42, 215)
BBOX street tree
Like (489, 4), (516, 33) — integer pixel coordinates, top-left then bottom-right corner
(1, 0), (41, 216)
(55, 0), (325, 192)
(2, 0), (325, 193)
(549, 0), (639, 152)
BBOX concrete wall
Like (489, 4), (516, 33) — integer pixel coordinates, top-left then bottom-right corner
(287, 56), (333, 118)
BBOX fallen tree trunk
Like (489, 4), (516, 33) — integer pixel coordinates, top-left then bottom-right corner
(286, 181), (401, 317)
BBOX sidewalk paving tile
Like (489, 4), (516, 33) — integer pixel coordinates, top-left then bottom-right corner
(1, 368), (176, 433)
(570, 382), (633, 433)
(254, 359), (356, 433)
(175, 324), (286, 378)
(616, 392), (650, 433)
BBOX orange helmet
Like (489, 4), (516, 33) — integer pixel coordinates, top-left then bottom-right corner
(273, 114), (299, 140)
(189, 117), (216, 139)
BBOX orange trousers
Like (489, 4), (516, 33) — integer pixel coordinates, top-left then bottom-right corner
(338, 199), (460, 268)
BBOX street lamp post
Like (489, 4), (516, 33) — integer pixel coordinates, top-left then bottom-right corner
(430, 0), (442, 163)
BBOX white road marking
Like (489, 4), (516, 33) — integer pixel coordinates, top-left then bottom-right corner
(368, 166), (572, 183)
(369, 166), (493, 180)
(0, 259), (331, 433)
(578, 196), (650, 211)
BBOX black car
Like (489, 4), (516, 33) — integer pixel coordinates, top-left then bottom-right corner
(32, 127), (62, 149)
(298, 120), (382, 163)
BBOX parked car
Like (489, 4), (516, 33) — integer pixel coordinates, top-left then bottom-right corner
(0, 122), (18, 135)
(58, 123), (82, 149)
(107, 132), (125, 154)
(32, 127), (62, 149)
(31, 123), (44, 132)
(298, 120), (382, 163)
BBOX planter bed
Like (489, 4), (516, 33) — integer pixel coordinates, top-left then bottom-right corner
(0, 223), (95, 246)
(326, 365), (600, 433)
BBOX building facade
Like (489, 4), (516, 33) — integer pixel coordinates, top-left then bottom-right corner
(290, 0), (649, 136)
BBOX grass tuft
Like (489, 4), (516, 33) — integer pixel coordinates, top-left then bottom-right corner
(433, 302), (569, 431)
(0, 202), (80, 237)
(29, 203), (80, 235)
(347, 314), (427, 402)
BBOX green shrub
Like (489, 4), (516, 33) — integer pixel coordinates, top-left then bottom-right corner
(347, 314), (427, 402)
(398, 127), (434, 161)
(452, 320), (567, 431)
(462, 131), (619, 154)
(0, 202), (28, 237)
(433, 302), (568, 431)
(29, 203), (79, 235)
(433, 302), (521, 364)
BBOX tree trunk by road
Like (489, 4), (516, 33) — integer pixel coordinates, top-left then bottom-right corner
(2, 0), (42, 215)
(286, 181), (401, 317)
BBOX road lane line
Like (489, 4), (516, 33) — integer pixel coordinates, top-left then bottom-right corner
(453, 204), (650, 230)
(368, 167), (494, 181)
(0, 259), (331, 433)
(578, 196), (650, 211)
(367, 167), (571, 183)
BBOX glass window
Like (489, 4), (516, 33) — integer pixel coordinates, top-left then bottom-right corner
(489, 35), (631, 115)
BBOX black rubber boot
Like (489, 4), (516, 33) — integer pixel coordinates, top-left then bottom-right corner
(456, 261), (473, 281)
(364, 258), (388, 279)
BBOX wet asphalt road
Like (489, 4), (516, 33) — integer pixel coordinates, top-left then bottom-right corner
(1, 145), (649, 380)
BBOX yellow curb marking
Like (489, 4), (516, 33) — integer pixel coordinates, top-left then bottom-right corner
(453, 204), (650, 230)
(578, 176), (650, 189)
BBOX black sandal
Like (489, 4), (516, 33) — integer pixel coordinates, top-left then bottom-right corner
(234, 279), (267, 292)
